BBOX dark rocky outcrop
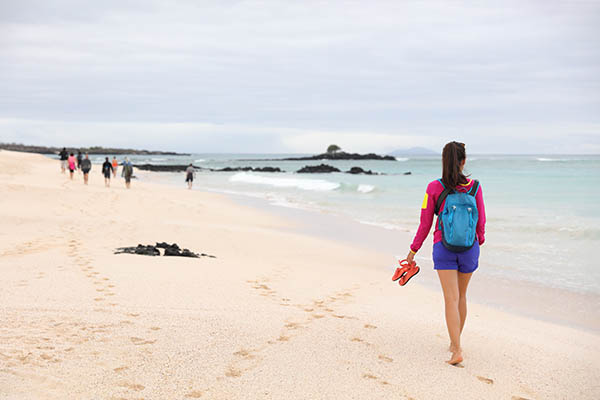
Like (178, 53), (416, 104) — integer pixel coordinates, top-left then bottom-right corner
(212, 166), (283, 172)
(115, 242), (216, 258)
(134, 165), (283, 172)
(346, 167), (377, 175)
(297, 164), (341, 173)
(246, 152), (396, 161)
(0, 143), (187, 155)
(403, 171), (412, 175)
(134, 164), (197, 172)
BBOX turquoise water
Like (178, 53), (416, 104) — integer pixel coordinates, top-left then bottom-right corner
(57, 153), (600, 294)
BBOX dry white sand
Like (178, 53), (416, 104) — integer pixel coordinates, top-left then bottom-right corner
(0, 150), (598, 400)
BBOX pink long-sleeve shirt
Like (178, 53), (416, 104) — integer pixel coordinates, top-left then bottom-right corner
(410, 179), (486, 253)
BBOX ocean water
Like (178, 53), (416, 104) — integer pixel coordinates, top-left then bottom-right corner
(51, 153), (600, 295)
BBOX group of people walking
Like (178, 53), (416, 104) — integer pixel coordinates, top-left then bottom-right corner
(58, 148), (133, 188)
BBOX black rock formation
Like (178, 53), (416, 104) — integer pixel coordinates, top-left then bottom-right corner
(134, 164), (197, 172)
(0, 143), (187, 156)
(115, 242), (216, 258)
(134, 165), (283, 172)
(213, 166), (283, 172)
(115, 244), (160, 256)
(403, 171), (412, 175)
(296, 164), (341, 173)
(254, 152), (396, 161)
(346, 167), (377, 175)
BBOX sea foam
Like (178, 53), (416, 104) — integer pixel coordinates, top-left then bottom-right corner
(229, 172), (340, 191)
(357, 184), (375, 193)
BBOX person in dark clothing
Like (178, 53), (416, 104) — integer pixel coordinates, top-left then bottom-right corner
(185, 163), (195, 190)
(59, 147), (68, 173)
(81, 153), (92, 185)
(102, 157), (114, 187)
(76, 151), (83, 171)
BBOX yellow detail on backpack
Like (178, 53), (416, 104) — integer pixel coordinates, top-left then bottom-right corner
(421, 193), (429, 209)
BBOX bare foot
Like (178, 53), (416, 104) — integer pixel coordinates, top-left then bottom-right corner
(447, 349), (463, 365)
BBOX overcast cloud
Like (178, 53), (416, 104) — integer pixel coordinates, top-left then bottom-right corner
(1, 0), (599, 153)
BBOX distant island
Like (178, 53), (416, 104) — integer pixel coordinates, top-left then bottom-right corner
(279, 152), (396, 161)
(244, 145), (396, 161)
(0, 143), (188, 156)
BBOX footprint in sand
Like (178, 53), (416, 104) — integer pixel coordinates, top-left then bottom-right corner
(185, 391), (203, 398)
(225, 366), (242, 378)
(277, 335), (290, 342)
(127, 313), (140, 317)
(94, 297), (104, 302)
(362, 373), (378, 380)
(364, 324), (377, 329)
(511, 397), (532, 400)
(114, 366), (129, 373)
(130, 337), (156, 345)
(233, 349), (255, 359)
(378, 355), (393, 363)
(284, 322), (301, 330)
(149, 326), (160, 331)
(119, 382), (145, 391)
(477, 376), (494, 384)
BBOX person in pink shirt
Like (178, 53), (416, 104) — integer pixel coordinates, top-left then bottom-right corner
(406, 141), (486, 366)
(67, 153), (77, 180)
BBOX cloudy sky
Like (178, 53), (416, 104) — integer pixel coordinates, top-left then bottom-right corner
(1, 0), (599, 154)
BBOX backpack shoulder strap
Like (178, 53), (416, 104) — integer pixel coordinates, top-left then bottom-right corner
(468, 180), (480, 197)
(434, 179), (453, 216)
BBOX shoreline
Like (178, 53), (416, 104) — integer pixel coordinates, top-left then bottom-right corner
(2, 150), (599, 399)
(135, 168), (600, 333)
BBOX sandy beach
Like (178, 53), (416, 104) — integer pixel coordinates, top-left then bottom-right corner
(1, 150), (599, 400)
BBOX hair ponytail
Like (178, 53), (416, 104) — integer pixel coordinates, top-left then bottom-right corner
(442, 141), (468, 188)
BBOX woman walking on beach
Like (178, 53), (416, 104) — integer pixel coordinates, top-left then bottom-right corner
(81, 153), (92, 184)
(112, 156), (119, 178)
(67, 153), (77, 180)
(406, 141), (486, 365)
(102, 157), (114, 187)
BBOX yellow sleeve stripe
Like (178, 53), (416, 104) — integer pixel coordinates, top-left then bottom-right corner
(421, 193), (429, 209)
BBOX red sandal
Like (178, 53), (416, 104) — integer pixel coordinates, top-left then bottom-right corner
(392, 259), (413, 281)
(399, 263), (419, 286)
(392, 259), (420, 286)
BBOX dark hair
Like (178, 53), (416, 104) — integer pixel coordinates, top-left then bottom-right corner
(70, 153), (74, 156)
(442, 141), (468, 188)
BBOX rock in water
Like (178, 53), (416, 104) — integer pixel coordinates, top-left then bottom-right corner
(297, 164), (341, 173)
(346, 167), (377, 175)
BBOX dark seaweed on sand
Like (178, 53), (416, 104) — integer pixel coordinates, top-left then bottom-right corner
(115, 242), (216, 258)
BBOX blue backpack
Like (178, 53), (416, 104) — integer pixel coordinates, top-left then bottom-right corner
(434, 179), (480, 253)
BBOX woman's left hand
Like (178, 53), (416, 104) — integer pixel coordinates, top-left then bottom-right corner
(406, 251), (415, 266)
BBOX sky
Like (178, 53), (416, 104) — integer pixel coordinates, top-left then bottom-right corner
(1, 0), (599, 154)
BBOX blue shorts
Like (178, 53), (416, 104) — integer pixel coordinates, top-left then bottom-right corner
(433, 241), (480, 273)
